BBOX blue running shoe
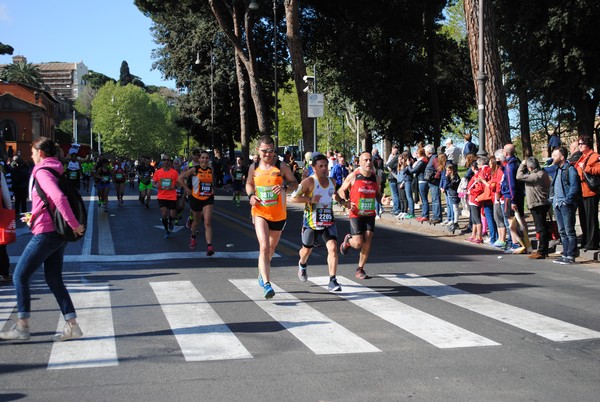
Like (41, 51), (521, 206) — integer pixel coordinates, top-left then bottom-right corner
(163, 231), (171, 239)
(263, 282), (275, 299)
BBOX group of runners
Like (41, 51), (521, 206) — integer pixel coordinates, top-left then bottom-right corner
(248, 135), (382, 299)
(68, 135), (382, 299)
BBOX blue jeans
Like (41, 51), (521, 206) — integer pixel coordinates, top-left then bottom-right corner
(13, 232), (76, 320)
(482, 202), (497, 244)
(429, 183), (442, 221)
(418, 181), (430, 218)
(554, 203), (577, 258)
(404, 181), (414, 215)
(389, 180), (400, 215)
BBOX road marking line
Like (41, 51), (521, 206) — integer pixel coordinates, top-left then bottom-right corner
(151, 281), (252, 361)
(384, 273), (600, 342)
(81, 186), (97, 255)
(310, 276), (499, 349)
(0, 288), (17, 329)
(48, 284), (118, 370)
(10, 251), (274, 264)
(230, 279), (381, 355)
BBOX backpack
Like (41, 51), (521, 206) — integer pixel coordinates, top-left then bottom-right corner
(34, 167), (87, 242)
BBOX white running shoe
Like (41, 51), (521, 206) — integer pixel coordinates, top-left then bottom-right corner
(53, 322), (83, 342)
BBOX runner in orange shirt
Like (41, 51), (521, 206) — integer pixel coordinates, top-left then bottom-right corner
(152, 155), (180, 239)
(245, 135), (298, 299)
(178, 150), (216, 256)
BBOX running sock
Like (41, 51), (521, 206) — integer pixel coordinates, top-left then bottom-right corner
(300, 263), (307, 268)
(330, 275), (336, 280)
(162, 218), (169, 231)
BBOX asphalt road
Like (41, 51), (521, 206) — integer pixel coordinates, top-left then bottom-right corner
(1, 184), (600, 402)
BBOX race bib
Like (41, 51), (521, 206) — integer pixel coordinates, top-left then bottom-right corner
(102, 176), (110, 183)
(115, 173), (124, 180)
(256, 186), (278, 207)
(316, 207), (334, 227)
(200, 182), (212, 195)
(235, 172), (243, 180)
(358, 197), (375, 215)
(68, 170), (78, 180)
(160, 178), (172, 189)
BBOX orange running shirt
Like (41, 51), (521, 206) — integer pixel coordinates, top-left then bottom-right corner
(251, 161), (286, 222)
(191, 166), (214, 201)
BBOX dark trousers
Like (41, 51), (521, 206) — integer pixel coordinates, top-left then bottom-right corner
(398, 183), (408, 213)
(13, 187), (28, 216)
(580, 194), (600, 250)
(530, 204), (550, 254)
(0, 245), (9, 277)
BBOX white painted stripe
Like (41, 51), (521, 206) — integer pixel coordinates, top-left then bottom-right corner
(10, 251), (275, 264)
(97, 202), (115, 256)
(310, 276), (498, 349)
(81, 185), (96, 255)
(384, 273), (600, 342)
(48, 284), (118, 370)
(0, 288), (17, 329)
(230, 279), (380, 355)
(151, 281), (252, 361)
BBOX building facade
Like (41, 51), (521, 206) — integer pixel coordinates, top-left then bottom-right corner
(0, 81), (57, 160)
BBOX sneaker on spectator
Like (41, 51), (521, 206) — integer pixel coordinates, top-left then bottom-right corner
(404, 214), (415, 219)
(53, 322), (83, 342)
(512, 246), (527, 254)
(552, 256), (567, 264)
(492, 240), (506, 249)
(483, 237), (491, 245)
(0, 323), (30, 340)
(528, 252), (546, 259)
(559, 256), (576, 265)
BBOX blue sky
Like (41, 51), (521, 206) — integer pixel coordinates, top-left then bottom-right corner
(0, 0), (175, 88)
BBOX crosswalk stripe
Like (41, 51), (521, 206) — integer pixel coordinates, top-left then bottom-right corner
(48, 284), (118, 370)
(150, 281), (252, 361)
(310, 276), (499, 349)
(383, 273), (600, 342)
(0, 288), (17, 329)
(230, 279), (381, 355)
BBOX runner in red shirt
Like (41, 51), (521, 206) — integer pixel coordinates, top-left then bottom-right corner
(152, 155), (180, 239)
(337, 151), (382, 280)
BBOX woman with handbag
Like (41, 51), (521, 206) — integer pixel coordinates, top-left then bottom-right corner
(0, 170), (13, 284)
(0, 138), (85, 342)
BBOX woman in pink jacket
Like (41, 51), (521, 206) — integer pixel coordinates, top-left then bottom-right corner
(0, 138), (85, 342)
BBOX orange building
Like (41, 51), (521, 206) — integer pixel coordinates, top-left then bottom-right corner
(0, 81), (57, 161)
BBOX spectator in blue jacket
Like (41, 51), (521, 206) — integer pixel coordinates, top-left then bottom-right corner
(550, 146), (581, 264)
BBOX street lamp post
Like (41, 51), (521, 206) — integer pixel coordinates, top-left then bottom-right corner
(273, 0), (279, 151)
(477, 0), (488, 157)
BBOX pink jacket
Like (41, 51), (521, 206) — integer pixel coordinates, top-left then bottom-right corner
(30, 157), (80, 235)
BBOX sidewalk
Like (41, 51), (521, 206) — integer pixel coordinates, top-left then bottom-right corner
(332, 202), (600, 263)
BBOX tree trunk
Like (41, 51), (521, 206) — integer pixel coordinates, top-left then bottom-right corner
(518, 86), (532, 158)
(234, 50), (250, 163)
(573, 90), (599, 141)
(424, 4), (440, 149)
(284, 0), (313, 152)
(210, 0), (269, 136)
(464, 0), (510, 153)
